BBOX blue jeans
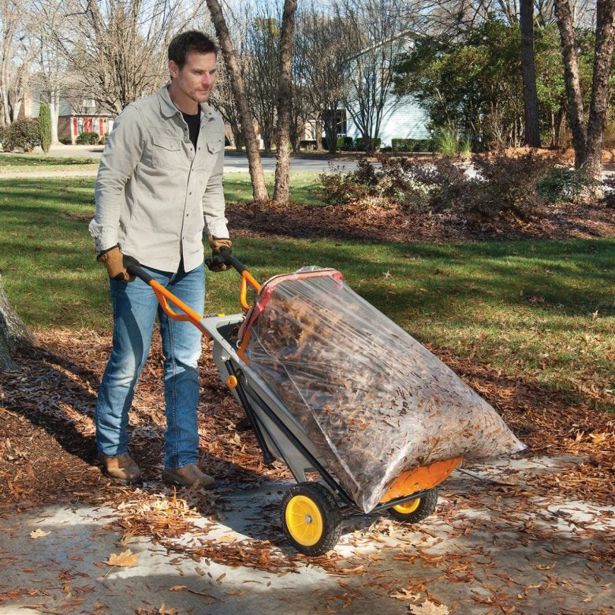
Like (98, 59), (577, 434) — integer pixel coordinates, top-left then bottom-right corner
(95, 263), (205, 469)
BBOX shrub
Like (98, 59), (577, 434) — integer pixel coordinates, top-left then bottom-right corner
(391, 138), (412, 152)
(76, 131), (100, 145)
(38, 102), (52, 153)
(319, 152), (560, 221)
(433, 126), (459, 155)
(459, 154), (555, 219)
(537, 166), (597, 204)
(391, 138), (434, 152)
(354, 137), (381, 152)
(458, 136), (472, 159)
(336, 136), (354, 150)
(0, 119), (41, 151)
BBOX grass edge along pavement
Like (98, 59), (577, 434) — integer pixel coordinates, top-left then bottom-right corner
(0, 175), (613, 418)
(0, 152), (100, 174)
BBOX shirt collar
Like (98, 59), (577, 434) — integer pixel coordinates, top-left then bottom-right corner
(158, 85), (215, 121)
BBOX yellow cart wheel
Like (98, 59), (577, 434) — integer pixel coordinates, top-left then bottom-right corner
(281, 482), (342, 556)
(389, 487), (439, 523)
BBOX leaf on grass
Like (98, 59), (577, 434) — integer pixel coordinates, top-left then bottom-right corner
(29, 529), (50, 539)
(106, 549), (139, 567)
(410, 600), (450, 615)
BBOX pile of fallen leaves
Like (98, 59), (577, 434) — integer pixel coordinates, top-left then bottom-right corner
(229, 195), (615, 245)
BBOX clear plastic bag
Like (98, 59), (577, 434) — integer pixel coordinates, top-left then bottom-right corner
(240, 268), (525, 512)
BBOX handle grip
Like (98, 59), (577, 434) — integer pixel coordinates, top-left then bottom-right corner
(205, 246), (247, 274)
(124, 255), (151, 282)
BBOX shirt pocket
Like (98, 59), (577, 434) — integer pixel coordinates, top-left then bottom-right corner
(150, 136), (183, 166)
(206, 136), (224, 155)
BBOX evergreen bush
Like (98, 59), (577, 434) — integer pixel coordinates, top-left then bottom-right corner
(38, 102), (52, 153)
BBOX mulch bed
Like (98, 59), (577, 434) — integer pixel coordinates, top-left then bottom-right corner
(1, 328), (612, 510)
(229, 198), (615, 244)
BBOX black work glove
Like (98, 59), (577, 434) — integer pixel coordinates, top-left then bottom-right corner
(97, 245), (135, 282)
(208, 236), (232, 272)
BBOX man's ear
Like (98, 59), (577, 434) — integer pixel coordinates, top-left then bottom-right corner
(168, 59), (179, 80)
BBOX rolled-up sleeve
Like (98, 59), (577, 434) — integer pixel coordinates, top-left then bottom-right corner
(202, 145), (228, 239)
(89, 106), (144, 252)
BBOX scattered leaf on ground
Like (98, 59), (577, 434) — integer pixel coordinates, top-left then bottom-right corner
(29, 529), (50, 539)
(105, 549), (139, 567)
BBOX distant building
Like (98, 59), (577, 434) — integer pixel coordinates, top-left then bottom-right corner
(22, 92), (114, 144)
(57, 98), (114, 144)
(345, 96), (429, 147)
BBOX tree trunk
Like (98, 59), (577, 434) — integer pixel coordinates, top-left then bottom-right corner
(0, 274), (31, 371)
(273, 0), (298, 205)
(554, 108), (565, 147)
(205, 0), (269, 202)
(316, 117), (323, 151)
(323, 114), (336, 154)
(520, 0), (541, 147)
(554, 0), (587, 167)
(232, 125), (243, 152)
(584, 0), (615, 180)
(50, 90), (60, 145)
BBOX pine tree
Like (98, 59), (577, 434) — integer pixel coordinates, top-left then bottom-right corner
(38, 102), (52, 154)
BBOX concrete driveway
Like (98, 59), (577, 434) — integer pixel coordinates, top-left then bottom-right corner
(1, 454), (613, 614)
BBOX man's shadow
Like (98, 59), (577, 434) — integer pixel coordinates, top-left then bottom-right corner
(1, 340), (284, 500)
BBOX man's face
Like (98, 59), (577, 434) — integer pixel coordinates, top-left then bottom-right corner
(169, 51), (217, 104)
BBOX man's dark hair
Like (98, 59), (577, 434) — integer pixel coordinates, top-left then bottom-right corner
(168, 31), (217, 68)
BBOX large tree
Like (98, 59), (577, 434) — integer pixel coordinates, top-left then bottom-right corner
(554, 0), (615, 180)
(32, 0), (70, 144)
(0, 0), (36, 126)
(205, 0), (269, 202)
(0, 276), (31, 371)
(272, 0), (298, 205)
(337, 0), (408, 152)
(295, 8), (350, 154)
(520, 0), (541, 146)
(245, 15), (280, 154)
(64, 0), (184, 114)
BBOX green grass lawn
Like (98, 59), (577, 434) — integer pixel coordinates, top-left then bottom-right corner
(0, 153), (99, 174)
(1, 176), (613, 413)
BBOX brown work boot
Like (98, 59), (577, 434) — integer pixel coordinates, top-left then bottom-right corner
(162, 464), (215, 489)
(99, 454), (141, 482)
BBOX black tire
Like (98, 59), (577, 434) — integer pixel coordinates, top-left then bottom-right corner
(281, 482), (342, 556)
(388, 488), (439, 523)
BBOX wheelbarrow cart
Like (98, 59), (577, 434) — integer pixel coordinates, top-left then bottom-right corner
(125, 253), (464, 556)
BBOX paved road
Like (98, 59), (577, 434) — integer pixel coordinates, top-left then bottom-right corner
(44, 144), (357, 173)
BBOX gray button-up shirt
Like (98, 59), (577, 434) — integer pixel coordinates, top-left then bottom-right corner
(89, 85), (228, 272)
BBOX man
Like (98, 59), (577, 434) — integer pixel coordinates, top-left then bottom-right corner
(88, 30), (230, 488)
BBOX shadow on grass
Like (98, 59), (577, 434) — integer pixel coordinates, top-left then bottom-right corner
(229, 237), (615, 321)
